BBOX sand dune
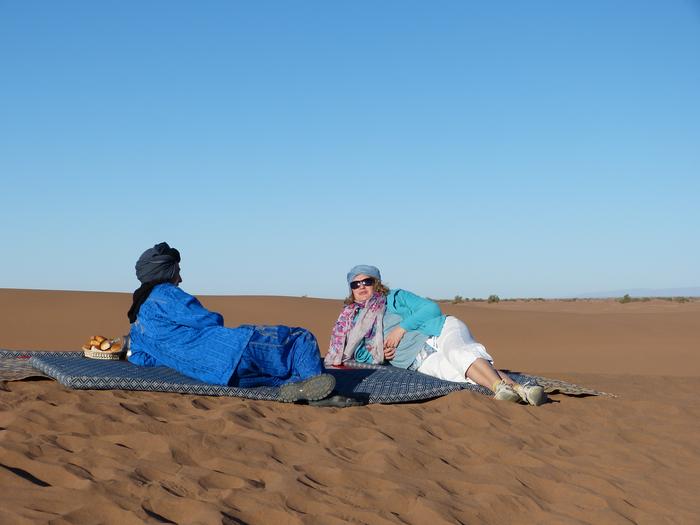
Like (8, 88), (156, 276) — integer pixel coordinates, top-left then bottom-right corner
(1, 289), (699, 524)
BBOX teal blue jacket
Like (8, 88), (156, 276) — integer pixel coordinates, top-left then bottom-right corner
(354, 289), (446, 367)
(386, 289), (446, 336)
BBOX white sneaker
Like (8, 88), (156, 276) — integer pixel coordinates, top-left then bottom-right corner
(492, 380), (521, 403)
(513, 383), (546, 406)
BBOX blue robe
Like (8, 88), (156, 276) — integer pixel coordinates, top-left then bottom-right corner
(128, 283), (324, 387)
(128, 283), (254, 385)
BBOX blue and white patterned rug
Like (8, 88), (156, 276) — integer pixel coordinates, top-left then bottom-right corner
(1, 350), (610, 403)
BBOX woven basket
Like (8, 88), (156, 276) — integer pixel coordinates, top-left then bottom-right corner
(82, 346), (125, 360)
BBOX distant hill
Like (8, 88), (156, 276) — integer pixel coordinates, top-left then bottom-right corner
(576, 287), (700, 298)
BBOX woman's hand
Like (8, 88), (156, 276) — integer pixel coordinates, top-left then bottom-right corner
(384, 326), (406, 353)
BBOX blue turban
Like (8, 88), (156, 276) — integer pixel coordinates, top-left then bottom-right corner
(346, 264), (381, 284)
(135, 242), (181, 284)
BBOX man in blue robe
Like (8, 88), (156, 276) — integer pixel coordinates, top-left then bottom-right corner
(126, 242), (335, 403)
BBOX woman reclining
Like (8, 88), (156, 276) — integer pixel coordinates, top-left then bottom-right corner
(324, 265), (545, 405)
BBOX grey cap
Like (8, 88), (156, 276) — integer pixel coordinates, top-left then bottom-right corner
(346, 264), (381, 284)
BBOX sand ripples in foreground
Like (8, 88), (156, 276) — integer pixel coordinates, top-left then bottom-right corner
(1, 290), (699, 524)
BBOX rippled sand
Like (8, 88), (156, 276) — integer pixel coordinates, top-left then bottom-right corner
(1, 290), (699, 524)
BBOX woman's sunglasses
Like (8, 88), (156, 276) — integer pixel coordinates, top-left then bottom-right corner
(350, 277), (376, 290)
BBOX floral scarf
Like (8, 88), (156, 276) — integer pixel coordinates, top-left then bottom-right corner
(324, 292), (386, 366)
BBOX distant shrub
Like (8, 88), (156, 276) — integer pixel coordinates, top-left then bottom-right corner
(452, 295), (464, 304)
(618, 295), (691, 304)
(487, 294), (500, 303)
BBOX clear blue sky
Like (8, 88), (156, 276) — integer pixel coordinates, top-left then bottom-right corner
(1, 1), (698, 299)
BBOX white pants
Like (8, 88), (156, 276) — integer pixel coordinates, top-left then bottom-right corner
(417, 316), (494, 384)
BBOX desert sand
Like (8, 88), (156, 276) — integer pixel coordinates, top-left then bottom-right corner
(1, 289), (699, 524)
